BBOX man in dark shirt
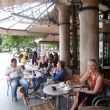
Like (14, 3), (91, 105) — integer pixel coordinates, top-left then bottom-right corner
(32, 49), (37, 65)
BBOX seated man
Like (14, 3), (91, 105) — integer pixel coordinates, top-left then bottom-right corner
(5, 58), (29, 102)
(34, 60), (67, 92)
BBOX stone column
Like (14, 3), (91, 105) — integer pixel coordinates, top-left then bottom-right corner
(80, 0), (99, 76)
(58, 5), (70, 67)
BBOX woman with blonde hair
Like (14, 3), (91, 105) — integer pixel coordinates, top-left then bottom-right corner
(70, 59), (105, 110)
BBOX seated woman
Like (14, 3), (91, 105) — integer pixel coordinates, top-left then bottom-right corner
(70, 59), (105, 110)
(34, 60), (67, 92)
(38, 55), (48, 68)
(46, 53), (54, 74)
(5, 58), (29, 103)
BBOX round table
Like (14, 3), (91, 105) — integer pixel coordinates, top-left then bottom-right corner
(80, 106), (110, 110)
(43, 83), (70, 110)
(25, 65), (38, 74)
(23, 74), (35, 95)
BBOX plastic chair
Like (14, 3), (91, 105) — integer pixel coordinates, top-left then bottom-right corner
(7, 80), (12, 96)
(7, 79), (22, 102)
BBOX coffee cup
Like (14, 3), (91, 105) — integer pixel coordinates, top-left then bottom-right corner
(59, 82), (65, 87)
(63, 86), (71, 91)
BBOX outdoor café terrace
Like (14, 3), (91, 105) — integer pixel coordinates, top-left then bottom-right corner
(0, 0), (110, 110)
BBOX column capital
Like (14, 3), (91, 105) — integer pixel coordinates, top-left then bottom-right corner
(81, 0), (99, 7)
(56, 4), (70, 24)
(54, 0), (70, 6)
(56, 4), (70, 11)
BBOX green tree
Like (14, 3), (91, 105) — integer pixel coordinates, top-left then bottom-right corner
(0, 35), (37, 52)
(1, 35), (36, 46)
(0, 34), (47, 52)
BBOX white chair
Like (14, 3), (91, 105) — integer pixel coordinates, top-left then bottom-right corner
(7, 80), (12, 96)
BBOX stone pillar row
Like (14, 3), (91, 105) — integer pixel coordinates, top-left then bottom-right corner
(56, 0), (99, 76)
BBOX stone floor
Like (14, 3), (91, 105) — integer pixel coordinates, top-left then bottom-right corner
(0, 79), (28, 110)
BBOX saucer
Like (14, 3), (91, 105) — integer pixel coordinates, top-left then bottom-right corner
(63, 86), (71, 92)
(58, 82), (65, 88)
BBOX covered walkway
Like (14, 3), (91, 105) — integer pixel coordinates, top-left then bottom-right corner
(0, 0), (110, 110)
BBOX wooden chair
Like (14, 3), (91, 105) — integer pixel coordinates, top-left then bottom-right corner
(71, 74), (80, 83)
(18, 86), (55, 110)
(63, 74), (81, 110)
(28, 101), (55, 110)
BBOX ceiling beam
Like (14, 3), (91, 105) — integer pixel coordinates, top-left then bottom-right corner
(0, 23), (58, 36)
(0, 27), (45, 36)
(0, 0), (50, 8)
(29, 24), (59, 34)
(11, 13), (37, 21)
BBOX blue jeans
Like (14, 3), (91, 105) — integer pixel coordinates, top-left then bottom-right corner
(11, 77), (29, 97)
(34, 76), (47, 92)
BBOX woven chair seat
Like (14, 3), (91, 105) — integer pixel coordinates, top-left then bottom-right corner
(29, 102), (55, 110)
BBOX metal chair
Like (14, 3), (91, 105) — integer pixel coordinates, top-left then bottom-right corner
(92, 85), (110, 106)
(92, 95), (110, 106)
(7, 80), (12, 96)
(7, 79), (23, 102)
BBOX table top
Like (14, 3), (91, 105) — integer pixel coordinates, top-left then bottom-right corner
(80, 106), (110, 110)
(24, 74), (34, 79)
(23, 71), (43, 79)
(25, 65), (47, 74)
(25, 65), (38, 71)
(43, 83), (71, 96)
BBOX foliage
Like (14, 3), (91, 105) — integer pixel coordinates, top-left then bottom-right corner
(0, 35), (44, 52)
(0, 35), (37, 48)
